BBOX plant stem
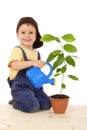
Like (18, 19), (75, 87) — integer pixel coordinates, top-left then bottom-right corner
(60, 73), (64, 94)
(60, 40), (65, 94)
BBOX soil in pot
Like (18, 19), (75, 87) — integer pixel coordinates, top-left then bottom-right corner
(50, 94), (70, 114)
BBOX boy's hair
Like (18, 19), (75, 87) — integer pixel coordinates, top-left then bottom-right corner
(16, 17), (43, 48)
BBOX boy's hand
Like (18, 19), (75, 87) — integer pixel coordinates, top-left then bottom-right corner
(33, 60), (45, 68)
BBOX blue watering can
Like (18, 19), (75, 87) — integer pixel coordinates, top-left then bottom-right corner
(26, 62), (55, 88)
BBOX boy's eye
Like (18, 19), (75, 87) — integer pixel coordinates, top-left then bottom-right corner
(21, 32), (34, 34)
(29, 32), (33, 34)
(21, 32), (25, 34)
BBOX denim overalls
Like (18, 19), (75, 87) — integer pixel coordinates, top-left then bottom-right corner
(8, 46), (51, 112)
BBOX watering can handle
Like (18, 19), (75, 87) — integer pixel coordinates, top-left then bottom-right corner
(45, 62), (53, 78)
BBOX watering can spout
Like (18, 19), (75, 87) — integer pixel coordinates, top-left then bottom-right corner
(47, 78), (56, 85)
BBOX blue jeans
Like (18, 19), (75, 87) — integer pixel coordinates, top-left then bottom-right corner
(11, 69), (51, 113)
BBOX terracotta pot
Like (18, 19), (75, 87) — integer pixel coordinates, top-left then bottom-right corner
(50, 94), (70, 114)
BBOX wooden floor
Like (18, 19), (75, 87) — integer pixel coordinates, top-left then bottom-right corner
(0, 104), (87, 130)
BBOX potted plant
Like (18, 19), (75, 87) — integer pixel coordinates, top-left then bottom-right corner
(40, 33), (79, 114)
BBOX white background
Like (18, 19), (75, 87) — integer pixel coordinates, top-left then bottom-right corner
(0, 0), (86, 105)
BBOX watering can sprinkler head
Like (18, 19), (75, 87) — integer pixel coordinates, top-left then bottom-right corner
(46, 78), (56, 86)
(26, 62), (55, 88)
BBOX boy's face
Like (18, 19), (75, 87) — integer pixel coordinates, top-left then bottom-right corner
(17, 23), (36, 49)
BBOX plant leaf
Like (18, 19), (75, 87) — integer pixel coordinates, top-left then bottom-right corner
(62, 34), (76, 42)
(61, 65), (67, 73)
(61, 83), (66, 89)
(56, 68), (61, 73)
(54, 73), (61, 77)
(65, 56), (75, 66)
(64, 44), (77, 53)
(52, 50), (61, 55)
(68, 75), (79, 80)
(53, 53), (64, 69)
(47, 53), (57, 62)
(47, 50), (61, 62)
(40, 34), (60, 42)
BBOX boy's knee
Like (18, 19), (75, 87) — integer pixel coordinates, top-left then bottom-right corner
(40, 101), (51, 110)
(27, 102), (40, 113)
(13, 101), (40, 113)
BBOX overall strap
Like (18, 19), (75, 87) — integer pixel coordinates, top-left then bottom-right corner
(16, 46), (28, 61)
(15, 46), (41, 60)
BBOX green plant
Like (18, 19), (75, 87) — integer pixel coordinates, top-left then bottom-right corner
(40, 33), (79, 94)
